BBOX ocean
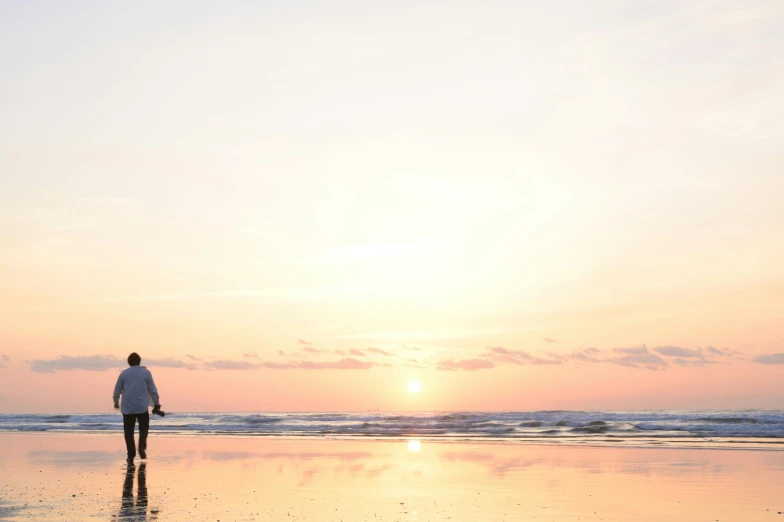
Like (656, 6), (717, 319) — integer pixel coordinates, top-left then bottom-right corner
(2, 410), (783, 447)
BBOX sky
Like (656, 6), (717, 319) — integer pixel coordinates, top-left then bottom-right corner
(1, 1), (783, 413)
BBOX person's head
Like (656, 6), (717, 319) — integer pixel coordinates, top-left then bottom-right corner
(127, 352), (141, 366)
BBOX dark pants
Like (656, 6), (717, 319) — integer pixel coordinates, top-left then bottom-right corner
(123, 412), (149, 459)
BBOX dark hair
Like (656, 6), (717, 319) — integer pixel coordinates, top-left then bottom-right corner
(127, 353), (141, 366)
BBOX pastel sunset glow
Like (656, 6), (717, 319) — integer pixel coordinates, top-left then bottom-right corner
(1, 1), (783, 414)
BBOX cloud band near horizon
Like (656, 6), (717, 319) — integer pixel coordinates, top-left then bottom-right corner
(21, 346), (780, 373)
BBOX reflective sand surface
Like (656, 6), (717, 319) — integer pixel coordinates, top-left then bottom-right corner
(1, 433), (783, 521)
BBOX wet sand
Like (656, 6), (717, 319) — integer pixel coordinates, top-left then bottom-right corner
(1, 433), (783, 521)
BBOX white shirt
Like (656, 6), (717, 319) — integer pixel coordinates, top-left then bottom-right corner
(113, 366), (160, 415)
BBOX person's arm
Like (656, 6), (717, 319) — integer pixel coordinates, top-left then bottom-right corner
(146, 370), (160, 407)
(112, 373), (123, 409)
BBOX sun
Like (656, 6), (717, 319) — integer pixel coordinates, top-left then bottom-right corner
(407, 380), (422, 393)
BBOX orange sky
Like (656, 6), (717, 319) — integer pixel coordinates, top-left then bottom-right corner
(1, 1), (783, 413)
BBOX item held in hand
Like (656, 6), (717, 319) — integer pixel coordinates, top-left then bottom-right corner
(152, 405), (166, 417)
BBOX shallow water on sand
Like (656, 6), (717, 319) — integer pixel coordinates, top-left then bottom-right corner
(1, 433), (783, 521)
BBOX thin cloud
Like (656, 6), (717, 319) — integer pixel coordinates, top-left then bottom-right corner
(342, 329), (504, 341)
(28, 354), (197, 373)
(652, 345), (740, 365)
(0, 354), (8, 368)
(333, 349), (347, 356)
(614, 346), (651, 355)
(569, 345), (735, 368)
(366, 347), (393, 356)
(146, 358), (197, 370)
(298, 339), (312, 345)
(27, 355), (124, 373)
(186, 354), (202, 361)
(205, 358), (374, 370)
(437, 358), (495, 371)
(670, 357), (716, 367)
(653, 346), (710, 366)
(609, 347), (668, 370)
(302, 346), (327, 355)
(575, 344), (738, 369)
(204, 360), (259, 370)
(753, 353), (784, 365)
(428, 343), (744, 373)
(261, 361), (297, 369)
(543, 338), (558, 343)
(242, 352), (260, 359)
(484, 347), (563, 366)
(654, 346), (703, 358)
(703, 346), (743, 358)
(349, 349), (365, 357)
(297, 358), (372, 370)
(568, 347), (602, 363)
(720, 347), (744, 358)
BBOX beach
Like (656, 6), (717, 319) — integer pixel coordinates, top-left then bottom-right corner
(1, 433), (782, 521)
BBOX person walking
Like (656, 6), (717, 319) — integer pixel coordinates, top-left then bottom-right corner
(113, 353), (161, 463)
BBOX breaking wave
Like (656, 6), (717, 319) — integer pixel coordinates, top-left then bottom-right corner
(1, 410), (783, 444)
(696, 417), (760, 424)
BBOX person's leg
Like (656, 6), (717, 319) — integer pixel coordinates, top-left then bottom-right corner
(123, 414), (137, 460)
(138, 411), (150, 459)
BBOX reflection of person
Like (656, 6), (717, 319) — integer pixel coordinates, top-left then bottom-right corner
(113, 353), (161, 463)
(120, 462), (154, 521)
